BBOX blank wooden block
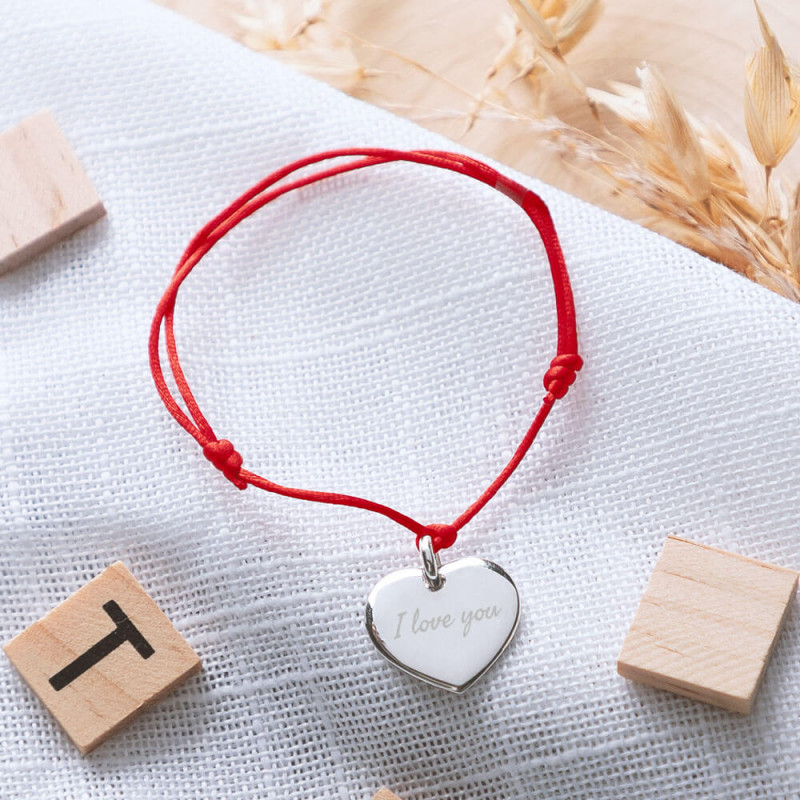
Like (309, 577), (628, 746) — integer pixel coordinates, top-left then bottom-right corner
(0, 110), (105, 274)
(4, 562), (201, 754)
(372, 790), (402, 800)
(618, 535), (797, 714)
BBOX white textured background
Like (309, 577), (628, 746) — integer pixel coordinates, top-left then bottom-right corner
(1, 1), (799, 798)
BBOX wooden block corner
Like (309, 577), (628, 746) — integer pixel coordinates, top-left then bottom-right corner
(0, 109), (105, 275)
(618, 536), (798, 714)
(372, 789), (402, 800)
(4, 561), (201, 754)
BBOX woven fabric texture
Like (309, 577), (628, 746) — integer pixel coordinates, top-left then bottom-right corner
(1, 1), (799, 798)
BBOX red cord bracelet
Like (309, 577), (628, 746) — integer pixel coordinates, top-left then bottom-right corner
(149, 148), (582, 554)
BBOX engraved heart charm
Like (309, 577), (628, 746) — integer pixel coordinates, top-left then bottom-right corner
(366, 545), (520, 693)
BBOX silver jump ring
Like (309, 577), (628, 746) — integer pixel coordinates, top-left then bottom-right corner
(419, 534), (443, 591)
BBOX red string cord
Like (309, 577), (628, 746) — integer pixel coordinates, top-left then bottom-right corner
(149, 148), (582, 552)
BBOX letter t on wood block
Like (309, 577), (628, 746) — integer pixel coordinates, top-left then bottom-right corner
(4, 562), (201, 754)
(618, 536), (797, 714)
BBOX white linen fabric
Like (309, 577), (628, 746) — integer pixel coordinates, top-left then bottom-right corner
(1, 1), (799, 798)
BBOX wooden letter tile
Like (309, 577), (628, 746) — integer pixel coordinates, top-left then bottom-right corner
(618, 535), (797, 713)
(0, 110), (105, 274)
(373, 790), (402, 800)
(4, 562), (201, 754)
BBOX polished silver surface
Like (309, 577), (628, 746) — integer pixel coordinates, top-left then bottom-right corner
(418, 534), (443, 591)
(366, 554), (520, 693)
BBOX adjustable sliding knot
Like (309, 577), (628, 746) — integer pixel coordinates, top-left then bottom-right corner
(543, 354), (583, 399)
(416, 523), (458, 553)
(202, 439), (247, 490)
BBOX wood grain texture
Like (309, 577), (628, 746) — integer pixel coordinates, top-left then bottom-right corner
(372, 789), (402, 800)
(152, 0), (800, 221)
(4, 562), (201, 754)
(0, 110), (105, 274)
(618, 536), (797, 714)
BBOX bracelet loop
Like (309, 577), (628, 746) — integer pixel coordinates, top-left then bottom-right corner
(150, 149), (582, 551)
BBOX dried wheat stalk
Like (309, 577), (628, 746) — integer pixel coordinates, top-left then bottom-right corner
(221, 0), (800, 300)
(229, 0), (368, 90)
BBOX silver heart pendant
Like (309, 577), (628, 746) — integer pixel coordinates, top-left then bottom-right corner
(366, 537), (520, 693)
